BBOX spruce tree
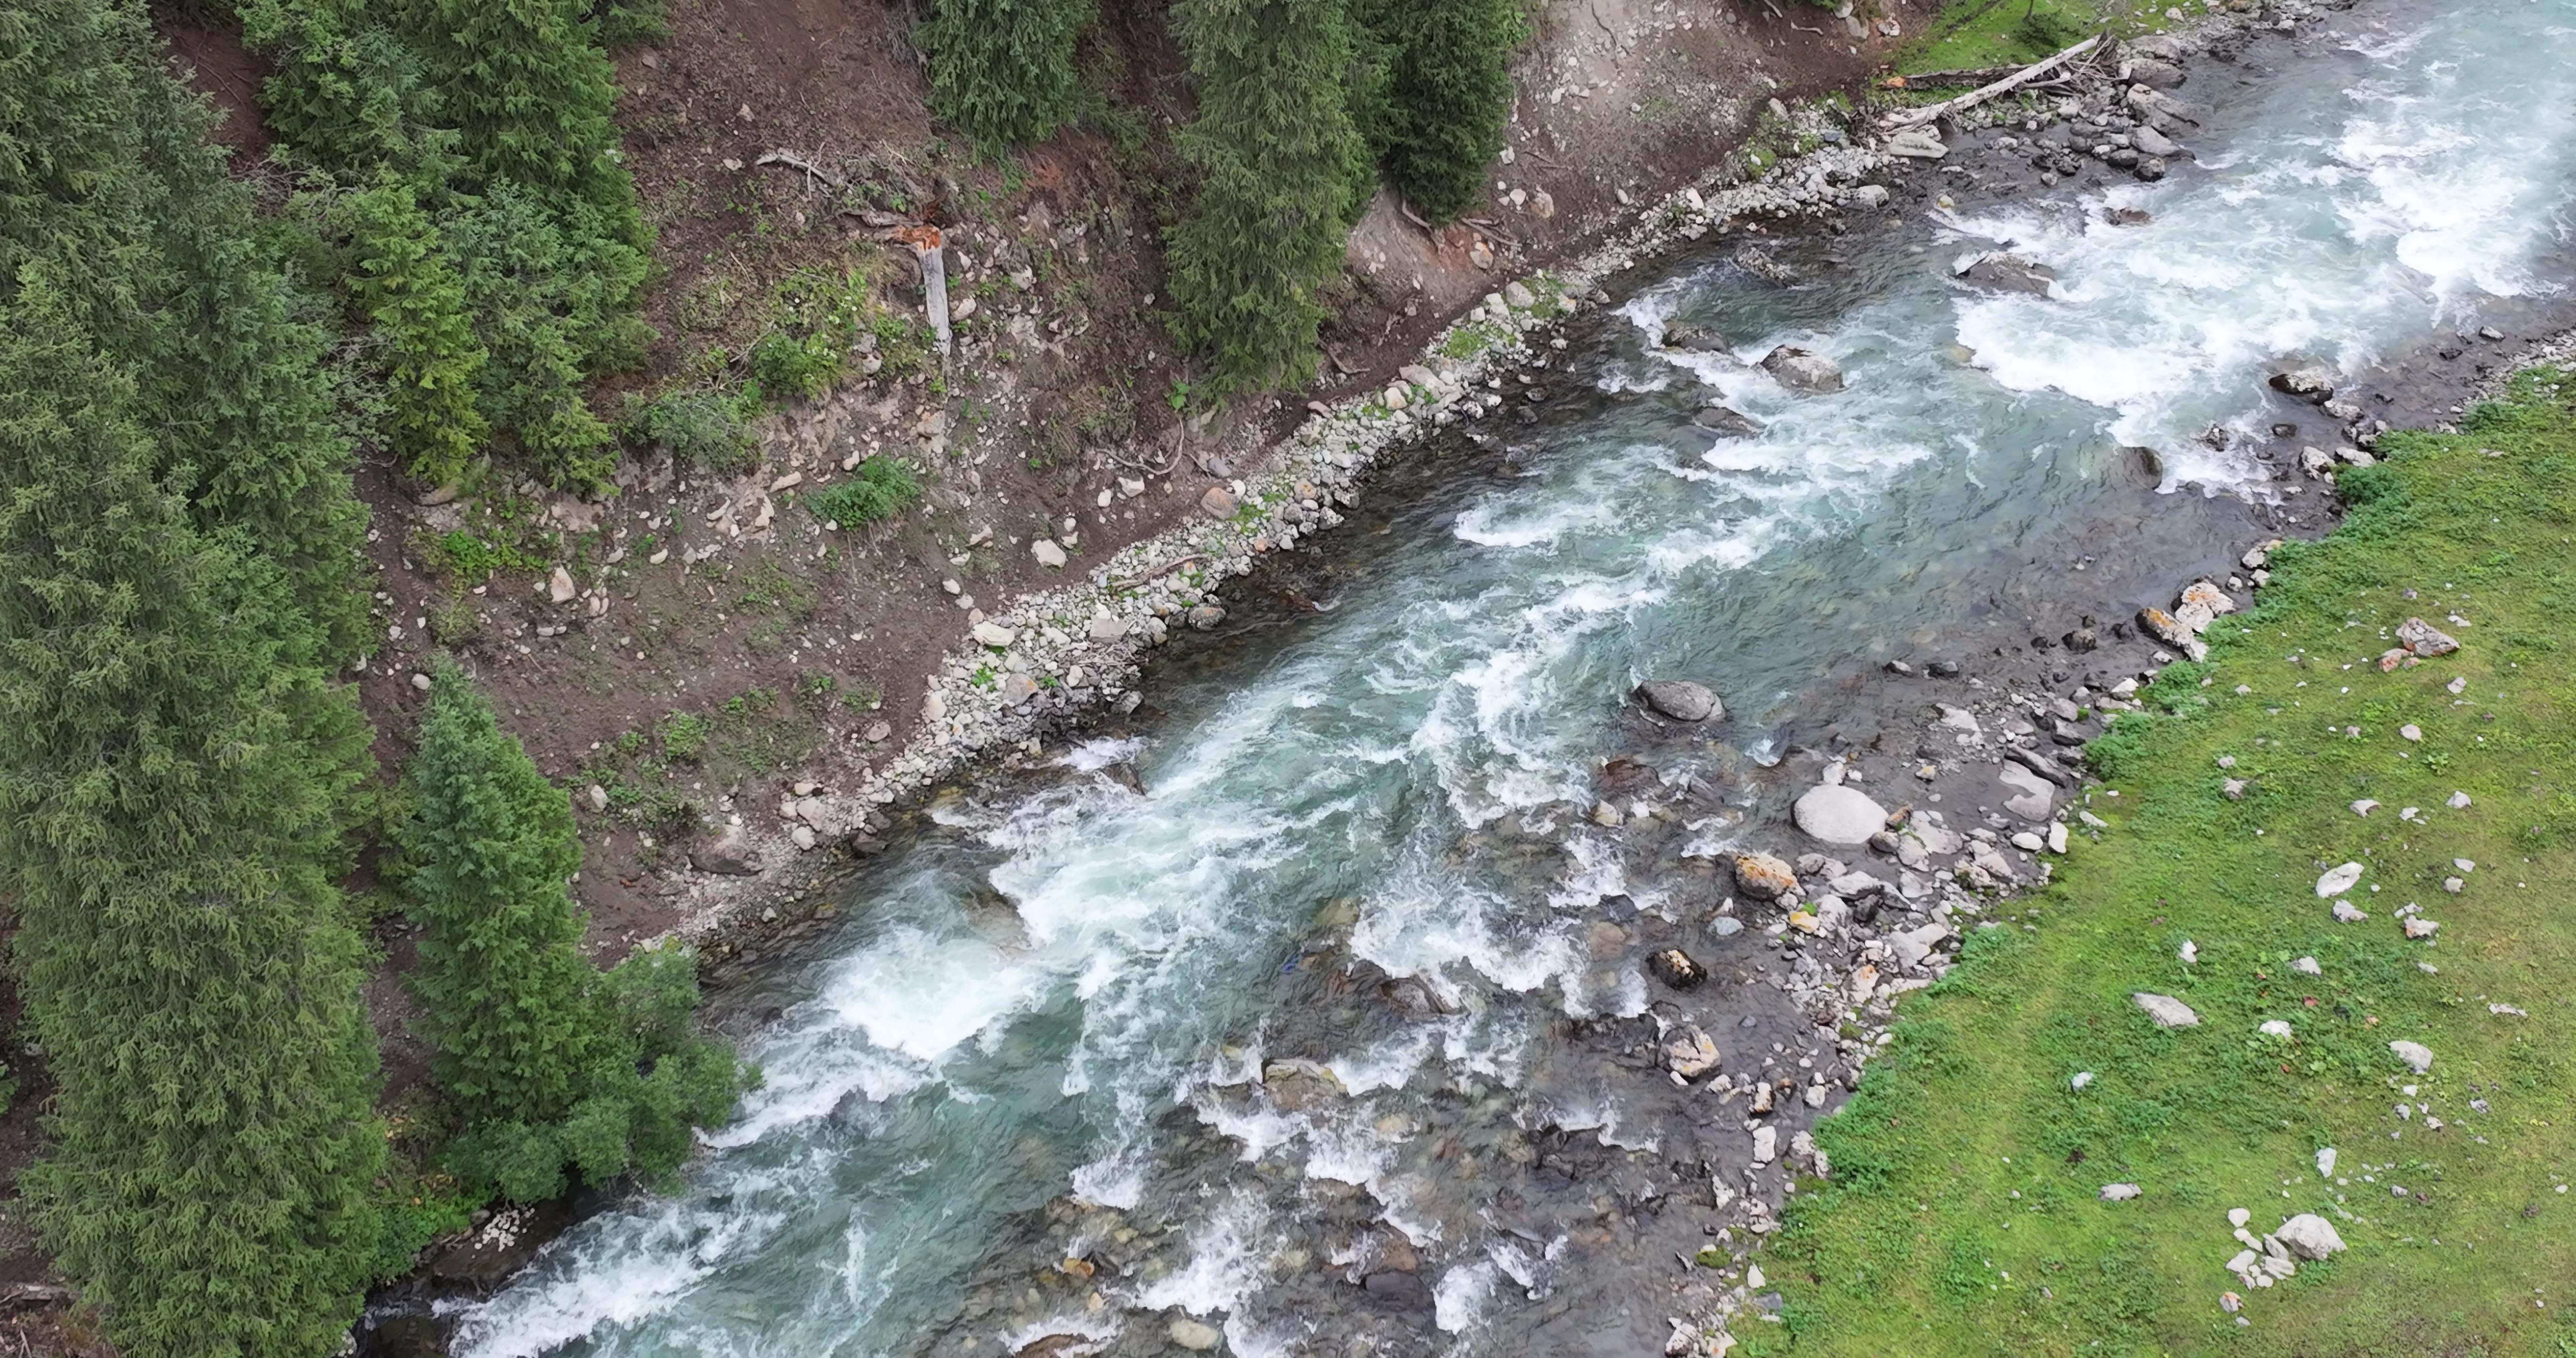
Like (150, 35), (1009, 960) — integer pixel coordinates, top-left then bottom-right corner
(1356, 0), (1521, 223)
(338, 176), (491, 485)
(401, 661), (747, 1202)
(0, 280), (385, 1358)
(1163, 0), (1373, 394)
(920, 0), (1095, 147)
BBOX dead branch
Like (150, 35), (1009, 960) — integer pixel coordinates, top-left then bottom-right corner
(754, 150), (846, 191)
(1882, 35), (2101, 129)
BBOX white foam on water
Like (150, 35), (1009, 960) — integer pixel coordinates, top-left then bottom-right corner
(1131, 1193), (1276, 1317)
(1432, 1260), (1500, 1333)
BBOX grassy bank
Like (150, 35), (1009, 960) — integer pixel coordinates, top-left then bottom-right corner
(1742, 366), (2576, 1356)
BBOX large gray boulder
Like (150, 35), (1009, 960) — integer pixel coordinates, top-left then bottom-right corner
(1793, 784), (1888, 844)
(1956, 252), (2057, 296)
(1761, 346), (1846, 394)
(1635, 679), (1723, 723)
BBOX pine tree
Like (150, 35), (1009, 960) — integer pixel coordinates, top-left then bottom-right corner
(1355, 0), (1521, 223)
(401, 661), (748, 1202)
(407, 0), (631, 215)
(338, 176), (490, 485)
(920, 0), (1095, 147)
(0, 279), (385, 1358)
(1163, 0), (1373, 394)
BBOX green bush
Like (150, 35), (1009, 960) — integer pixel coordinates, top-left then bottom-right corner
(338, 176), (490, 485)
(920, 0), (1095, 147)
(750, 265), (874, 401)
(2013, 5), (2090, 53)
(1164, 0), (1374, 394)
(658, 711), (712, 761)
(623, 386), (763, 473)
(399, 661), (748, 1203)
(806, 458), (924, 526)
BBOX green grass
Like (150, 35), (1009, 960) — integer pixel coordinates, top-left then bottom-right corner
(805, 458), (924, 528)
(1894, 0), (2145, 77)
(1749, 368), (2576, 1356)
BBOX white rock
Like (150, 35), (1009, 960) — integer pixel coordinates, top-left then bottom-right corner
(2070, 1071), (2095, 1090)
(2448, 791), (2471, 809)
(2402, 916), (2439, 940)
(2276, 1213), (2347, 1261)
(2132, 992), (2199, 1027)
(2228, 1208), (2251, 1228)
(548, 565), (577, 604)
(2399, 723), (2422, 742)
(2351, 799), (2379, 817)
(2178, 940), (2198, 965)
(2332, 900), (2368, 922)
(1751, 1125), (1778, 1165)
(2388, 1040), (2433, 1074)
(2258, 1020), (2293, 1039)
(2314, 1147), (2337, 1178)
(2046, 822), (2069, 854)
(2292, 956), (2321, 975)
(2010, 831), (2044, 852)
(1032, 539), (1069, 568)
(789, 825), (818, 851)
(1793, 784), (1889, 845)
(972, 622), (1018, 647)
(2099, 1183), (2142, 1201)
(2315, 862), (2365, 896)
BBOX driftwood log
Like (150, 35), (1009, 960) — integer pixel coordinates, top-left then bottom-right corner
(1881, 35), (2101, 129)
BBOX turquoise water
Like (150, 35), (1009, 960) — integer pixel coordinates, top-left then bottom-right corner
(451, 4), (2576, 1352)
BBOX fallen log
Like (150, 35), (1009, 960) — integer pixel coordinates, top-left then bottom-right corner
(1882, 35), (2100, 129)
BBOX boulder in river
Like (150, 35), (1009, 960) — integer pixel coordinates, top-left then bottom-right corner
(1793, 784), (1889, 845)
(2269, 363), (2338, 403)
(1262, 1058), (1345, 1111)
(1662, 1025), (1723, 1078)
(1731, 851), (1799, 900)
(1760, 345), (1845, 394)
(1956, 252), (2057, 296)
(1661, 320), (1731, 352)
(1647, 948), (1708, 990)
(1693, 404), (1764, 437)
(1635, 678), (1723, 722)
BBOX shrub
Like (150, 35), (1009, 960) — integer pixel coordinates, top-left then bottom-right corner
(1352, 0), (1523, 223)
(806, 458), (924, 526)
(337, 176), (490, 485)
(658, 711), (712, 761)
(920, 0), (1095, 147)
(623, 386), (762, 473)
(750, 265), (874, 401)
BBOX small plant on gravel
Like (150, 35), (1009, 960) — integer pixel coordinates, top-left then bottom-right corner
(807, 459), (924, 527)
(657, 712), (712, 763)
(794, 672), (838, 704)
(840, 683), (884, 711)
(750, 264), (877, 400)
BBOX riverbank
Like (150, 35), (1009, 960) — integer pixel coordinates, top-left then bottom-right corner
(1738, 355), (2576, 1355)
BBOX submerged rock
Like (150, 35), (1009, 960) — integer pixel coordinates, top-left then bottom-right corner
(2269, 363), (2338, 403)
(1661, 320), (1732, 352)
(1693, 404), (1765, 437)
(1956, 252), (2057, 296)
(1648, 948), (1708, 990)
(1262, 1058), (1346, 1111)
(1635, 678), (1723, 722)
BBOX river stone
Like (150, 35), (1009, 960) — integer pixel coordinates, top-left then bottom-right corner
(1888, 922), (1950, 970)
(1663, 1025), (1723, 1078)
(1648, 948), (1708, 990)
(1262, 1059), (1345, 1111)
(1760, 345), (1846, 393)
(972, 622), (1017, 647)
(1732, 852), (1798, 900)
(1187, 604), (1227, 631)
(2179, 579), (2236, 615)
(2127, 55), (2186, 88)
(1956, 252), (2056, 296)
(1662, 320), (1731, 352)
(999, 672), (1039, 704)
(1693, 404), (1765, 437)
(1996, 762), (2055, 820)
(1635, 679), (1723, 722)
(2131, 992), (2200, 1027)
(1167, 1317), (1222, 1351)
(1853, 184), (1891, 209)
(2388, 1040), (2433, 1074)
(2269, 363), (2338, 403)
(2133, 125), (2183, 157)
(2315, 861), (2365, 896)
(691, 826), (760, 876)
(1793, 785), (1888, 844)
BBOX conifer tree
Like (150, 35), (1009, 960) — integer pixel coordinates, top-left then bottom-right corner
(1356, 0), (1521, 223)
(408, 0), (633, 218)
(401, 661), (748, 1202)
(339, 177), (491, 485)
(1163, 0), (1373, 394)
(920, 0), (1095, 147)
(0, 280), (385, 1358)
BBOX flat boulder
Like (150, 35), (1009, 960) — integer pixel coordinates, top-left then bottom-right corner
(2275, 1214), (2347, 1261)
(2388, 1040), (2433, 1074)
(1794, 784), (1890, 845)
(1760, 345), (1846, 394)
(1635, 678), (1723, 722)
(2315, 861), (2365, 897)
(2132, 992), (2200, 1027)
(1662, 1025), (1723, 1078)
(1262, 1058), (1346, 1111)
(1662, 320), (1731, 352)
(1956, 252), (2057, 296)
(2269, 363), (2338, 403)
(1693, 404), (1765, 437)
(1732, 852), (1799, 900)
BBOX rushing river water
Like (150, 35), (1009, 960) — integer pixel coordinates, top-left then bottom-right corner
(451, 3), (2576, 1353)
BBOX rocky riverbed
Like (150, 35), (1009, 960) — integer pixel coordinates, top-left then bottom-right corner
(402, 0), (2576, 1352)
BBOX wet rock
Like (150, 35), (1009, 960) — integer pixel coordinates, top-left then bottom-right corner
(2132, 992), (2200, 1028)
(1853, 183), (1892, 209)
(1661, 320), (1731, 352)
(1956, 252), (2056, 296)
(1731, 852), (1799, 900)
(692, 827), (760, 876)
(1885, 125), (1946, 159)
(2178, 580), (2236, 616)
(1996, 762), (2056, 821)
(1664, 1026), (1723, 1078)
(1647, 948), (1708, 990)
(2107, 207), (2153, 226)
(2133, 126), (2183, 158)
(2269, 363), (2338, 403)
(1262, 1058), (1346, 1111)
(2397, 617), (2460, 657)
(2126, 56), (2185, 88)
(1635, 678), (1723, 722)
(1187, 604), (1228, 631)
(1750, 1125), (1779, 1166)
(1693, 404), (1765, 437)
(1363, 1269), (1423, 1300)
(1167, 1317), (1223, 1350)
(1794, 784), (1889, 845)
(1760, 346), (1845, 394)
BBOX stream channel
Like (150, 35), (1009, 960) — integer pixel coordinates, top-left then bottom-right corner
(444, 2), (2576, 1352)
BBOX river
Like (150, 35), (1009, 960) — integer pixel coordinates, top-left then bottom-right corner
(446, 2), (2576, 1352)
